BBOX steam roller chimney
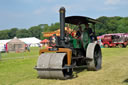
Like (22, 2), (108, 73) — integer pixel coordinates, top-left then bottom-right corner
(59, 7), (65, 41)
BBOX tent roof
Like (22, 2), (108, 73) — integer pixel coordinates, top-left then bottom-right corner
(40, 39), (49, 43)
(8, 37), (25, 44)
(19, 37), (41, 44)
(0, 39), (10, 44)
(0, 37), (41, 45)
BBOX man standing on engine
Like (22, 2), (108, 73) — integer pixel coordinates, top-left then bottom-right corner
(85, 23), (94, 41)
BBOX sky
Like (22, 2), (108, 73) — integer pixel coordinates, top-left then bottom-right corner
(0, 0), (128, 30)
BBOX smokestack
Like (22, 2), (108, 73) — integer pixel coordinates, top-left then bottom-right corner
(59, 7), (65, 40)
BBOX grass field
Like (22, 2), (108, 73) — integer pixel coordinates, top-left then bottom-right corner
(0, 47), (128, 85)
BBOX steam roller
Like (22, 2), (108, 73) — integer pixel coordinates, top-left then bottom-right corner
(35, 7), (102, 79)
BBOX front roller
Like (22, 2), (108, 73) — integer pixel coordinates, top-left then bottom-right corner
(35, 53), (73, 79)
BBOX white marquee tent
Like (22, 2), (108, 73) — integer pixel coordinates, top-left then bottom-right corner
(19, 37), (41, 47)
(0, 37), (41, 48)
(0, 39), (11, 52)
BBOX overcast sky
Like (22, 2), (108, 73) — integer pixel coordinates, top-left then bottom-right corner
(0, 0), (128, 30)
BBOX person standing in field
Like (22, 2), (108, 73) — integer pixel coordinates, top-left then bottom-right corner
(0, 52), (1, 60)
(5, 43), (8, 53)
(27, 44), (30, 52)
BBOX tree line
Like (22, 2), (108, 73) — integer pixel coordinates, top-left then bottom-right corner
(95, 16), (128, 35)
(0, 23), (60, 40)
(0, 16), (128, 40)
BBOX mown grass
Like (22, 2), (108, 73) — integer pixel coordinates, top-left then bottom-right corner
(1, 47), (40, 59)
(0, 47), (128, 85)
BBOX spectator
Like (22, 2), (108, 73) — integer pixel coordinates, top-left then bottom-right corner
(25, 44), (30, 52)
(5, 43), (8, 53)
(0, 52), (1, 60)
(27, 44), (30, 52)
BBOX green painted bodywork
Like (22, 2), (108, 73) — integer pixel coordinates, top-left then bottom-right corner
(69, 35), (82, 48)
(69, 30), (91, 49)
(72, 39), (82, 48)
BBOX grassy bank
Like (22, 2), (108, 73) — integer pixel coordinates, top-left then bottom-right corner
(0, 48), (128, 85)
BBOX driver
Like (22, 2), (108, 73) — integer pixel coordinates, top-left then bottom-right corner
(76, 25), (82, 38)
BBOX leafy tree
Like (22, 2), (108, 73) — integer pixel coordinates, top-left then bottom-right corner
(16, 29), (30, 38)
(0, 30), (10, 39)
(8, 28), (18, 38)
(28, 26), (43, 39)
(95, 16), (128, 36)
(1, 16), (128, 40)
(42, 24), (50, 32)
(50, 22), (60, 31)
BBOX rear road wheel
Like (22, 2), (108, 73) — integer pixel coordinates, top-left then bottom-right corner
(86, 43), (102, 71)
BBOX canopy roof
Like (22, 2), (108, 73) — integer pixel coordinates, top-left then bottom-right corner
(65, 16), (99, 25)
(42, 27), (74, 37)
(40, 39), (49, 43)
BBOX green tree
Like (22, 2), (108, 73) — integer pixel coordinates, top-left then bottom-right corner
(0, 30), (10, 39)
(16, 29), (30, 38)
(28, 26), (43, 39)
(95, 16), (127, 36)
(49, 22), (60, 31)
(8, 28), (18, 38)
(42, 24), (50, 32)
